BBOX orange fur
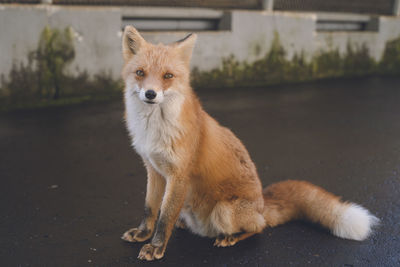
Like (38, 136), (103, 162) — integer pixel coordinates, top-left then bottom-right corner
(120, 26), (378, 261)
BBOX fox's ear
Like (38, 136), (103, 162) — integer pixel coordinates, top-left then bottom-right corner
(122, 26), (146, 61)
(174, 33), (197, 65)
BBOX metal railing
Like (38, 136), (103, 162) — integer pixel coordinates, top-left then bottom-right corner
(1, 0), (399, 16)
(273, 0), (395, 15)
(54, 0), (260, 9)
(0, 0), (40, 3)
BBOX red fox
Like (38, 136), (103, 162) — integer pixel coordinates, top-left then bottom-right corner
(120, 26), (379, 261)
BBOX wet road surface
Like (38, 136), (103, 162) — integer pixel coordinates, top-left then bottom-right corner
(1, 76), (399, 266)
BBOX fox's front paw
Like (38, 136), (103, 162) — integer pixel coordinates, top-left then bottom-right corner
(121, 227), (152, 243)
(138, 243), (165, 261)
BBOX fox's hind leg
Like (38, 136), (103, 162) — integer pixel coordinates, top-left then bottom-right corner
(175, 218), (187, 229)
(122, 161), (166, 243)
(214, 232), (257, 247)
(211, 199), (265, 247)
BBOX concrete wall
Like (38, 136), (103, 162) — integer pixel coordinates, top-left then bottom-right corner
(0, 5), (122, 79)
(315, 16), (400, 60)
(1, 4), (400, 81)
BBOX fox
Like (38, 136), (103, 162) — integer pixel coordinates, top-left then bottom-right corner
(120, 26), (379, 261)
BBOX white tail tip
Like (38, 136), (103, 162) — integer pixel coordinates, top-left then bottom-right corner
(333, 203), (379, 241)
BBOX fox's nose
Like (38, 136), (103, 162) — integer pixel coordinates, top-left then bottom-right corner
(145, 90), (157, 100)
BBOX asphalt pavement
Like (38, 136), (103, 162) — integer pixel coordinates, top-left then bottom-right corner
(1, 76), (399, 266)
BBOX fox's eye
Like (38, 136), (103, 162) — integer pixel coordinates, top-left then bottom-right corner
(136, 70), (145, 77)
(164, 73), (174, 79)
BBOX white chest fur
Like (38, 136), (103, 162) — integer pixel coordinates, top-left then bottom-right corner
(124, 85), (185, 176)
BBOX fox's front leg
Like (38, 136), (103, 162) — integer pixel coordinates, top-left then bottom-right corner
(122, 162), (165, 242)
(138, 176), (187, 261)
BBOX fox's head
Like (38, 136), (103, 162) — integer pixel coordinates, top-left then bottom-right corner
(122, 26), (197, 105)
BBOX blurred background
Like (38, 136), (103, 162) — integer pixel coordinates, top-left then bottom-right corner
(0, 0), (399, 110)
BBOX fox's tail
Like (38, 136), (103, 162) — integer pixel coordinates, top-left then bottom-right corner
(262, 180), (379, 241)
